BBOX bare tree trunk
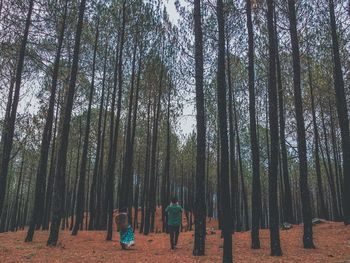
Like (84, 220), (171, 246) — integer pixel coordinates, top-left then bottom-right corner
(328, 0), (350, 225)
(217, 0), (232, 261)
(25, 0), (68, 242)
(89, 35), (109, 230)
(47, 0), (87, 246)
(305, 37), (328, 220)
(246, 0), (262, 249)
(72, 15), (99, 236)
(266, 0), (282, 256)
(287, 0), (315, 248)
(193, 0), (206, 255)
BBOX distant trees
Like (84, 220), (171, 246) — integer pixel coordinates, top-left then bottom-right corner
(0, 0), (349, 261)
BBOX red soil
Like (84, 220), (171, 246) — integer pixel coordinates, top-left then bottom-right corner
(0, 221), (349, 262)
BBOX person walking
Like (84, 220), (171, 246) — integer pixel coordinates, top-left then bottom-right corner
(165, 197), (183, 250)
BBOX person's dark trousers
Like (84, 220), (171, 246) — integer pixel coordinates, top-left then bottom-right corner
(168, 225), (180, 249)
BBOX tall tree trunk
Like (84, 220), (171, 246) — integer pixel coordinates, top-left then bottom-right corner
(287, 0), (315, 249)
(145, 62), (164, 235)
(217, 0), (232, 261)
(275, 10), (294, 225)
(42, 90), (61, 230)
(23, 171), (33, 230)
(161, 88), (171, 232)
(96, 76), (111, 230)
(226, 32), (237, 234)
(306, 50), (327, 220)
(320, 107), (340, 220)
(234, 106), (249, 231)
(266, 0), (282, 256)
(25, 0), (68, 242)
(72, 15), (99, 236)
(329, 103), (343, 216)
(0, 0), (34, 215)
(140, 97), (151, 234)
(119, 37), (138, 213)
(105, 0), (127, 241)
(328, 0), (350, 225)
(10, 154), (25, 231)
(89, 35), (109, 230)
(246, 0), (261, 249)
(193, 0), (206, 255)
(47, 0), (87, 246)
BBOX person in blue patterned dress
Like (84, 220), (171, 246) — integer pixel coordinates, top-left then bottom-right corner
(115, 210), (135, 250)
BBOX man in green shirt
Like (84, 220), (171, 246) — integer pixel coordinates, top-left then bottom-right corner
(165, 197), (183, 249)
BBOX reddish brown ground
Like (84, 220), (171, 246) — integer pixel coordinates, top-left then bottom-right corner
(0, 221), (349, 262)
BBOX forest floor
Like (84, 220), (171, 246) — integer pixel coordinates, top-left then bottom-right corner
(0, 221), (349, 262)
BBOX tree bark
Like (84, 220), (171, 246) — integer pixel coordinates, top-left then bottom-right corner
(25, 0), (68, 242)
(47, 0), (87, 246)
(217, 0), (232, 261)
(287, 0), (315, 248)
(328, 0), (350, 225)
(308, 60), (327, 220)
(246, 0), (261, 249)
(266, 0), (282, 256)
(89, 35), (109, 230)
(193, 0), (206, 256)
(72, 15), (99, 236)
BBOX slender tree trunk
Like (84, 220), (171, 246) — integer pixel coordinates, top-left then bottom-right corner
(23, 171), (32, 230)
(275, 12), (294, 225)
(145, 62), (164, 235)
(42, 90), (60, 230)
(287, 0), (315, 248)
(10, 155), (25, 231)
(306, 50), (327, 220)
(266, 0), (282, 256)
(329, 102), (343, 216)
(161, 88), (171, 233)
(140, 97), (151, 234)
(193, 0), (206, 255)
(320, 107), (340, 220)
(89, 35), (108, 230)
(47, 0), (87, 246)
(328, 0), (350, 225)
(232, 94), (249, 231)
(226, 32), (237, 234)
(246, 0), (261, 248)
(217, 0), (232, 261)
(106, 0), (127, 241)
(119, 37), (138, 213)
(25, 0), (68, 242)
(72, 16), (99, 236)
(96, 78), (111, 230)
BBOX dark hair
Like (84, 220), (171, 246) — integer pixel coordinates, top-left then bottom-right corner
(171, 196), (178, 203)
(119, 207), (127, 213)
